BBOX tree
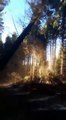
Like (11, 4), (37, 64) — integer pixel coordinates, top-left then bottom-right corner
(61, 3), (66, 77)
(0, 36), (4, 59)
(12, 32), (17, 43)
(27, 0), (66, 78)
(4, 36), (12, 53)
(0, 0), (10, 34)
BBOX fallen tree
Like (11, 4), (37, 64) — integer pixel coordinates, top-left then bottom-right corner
(0, 18), (38, 70)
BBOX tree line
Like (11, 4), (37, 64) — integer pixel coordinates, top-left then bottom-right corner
(0, 33), (17, 60)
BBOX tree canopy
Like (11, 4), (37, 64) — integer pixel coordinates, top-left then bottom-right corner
(0, 0), (10, 34)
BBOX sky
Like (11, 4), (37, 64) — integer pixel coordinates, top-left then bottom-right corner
(1, 0), (30, 42)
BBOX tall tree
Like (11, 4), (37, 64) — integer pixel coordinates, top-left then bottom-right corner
(0, 0), (10, 34)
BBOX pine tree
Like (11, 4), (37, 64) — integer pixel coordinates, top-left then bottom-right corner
(0, 0), (10, 34)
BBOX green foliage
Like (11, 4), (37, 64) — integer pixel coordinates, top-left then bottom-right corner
(63, 0), (66, 5)
(53, 20), (58, 28)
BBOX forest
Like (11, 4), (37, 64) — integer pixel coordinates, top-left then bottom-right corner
(0, 0), (66, 120)
(0, 0), (66, 85)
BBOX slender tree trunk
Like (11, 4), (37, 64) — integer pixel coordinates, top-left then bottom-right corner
(53, 38), (56, 73)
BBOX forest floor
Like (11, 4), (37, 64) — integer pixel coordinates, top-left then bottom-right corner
(0, 82), (66, 119)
